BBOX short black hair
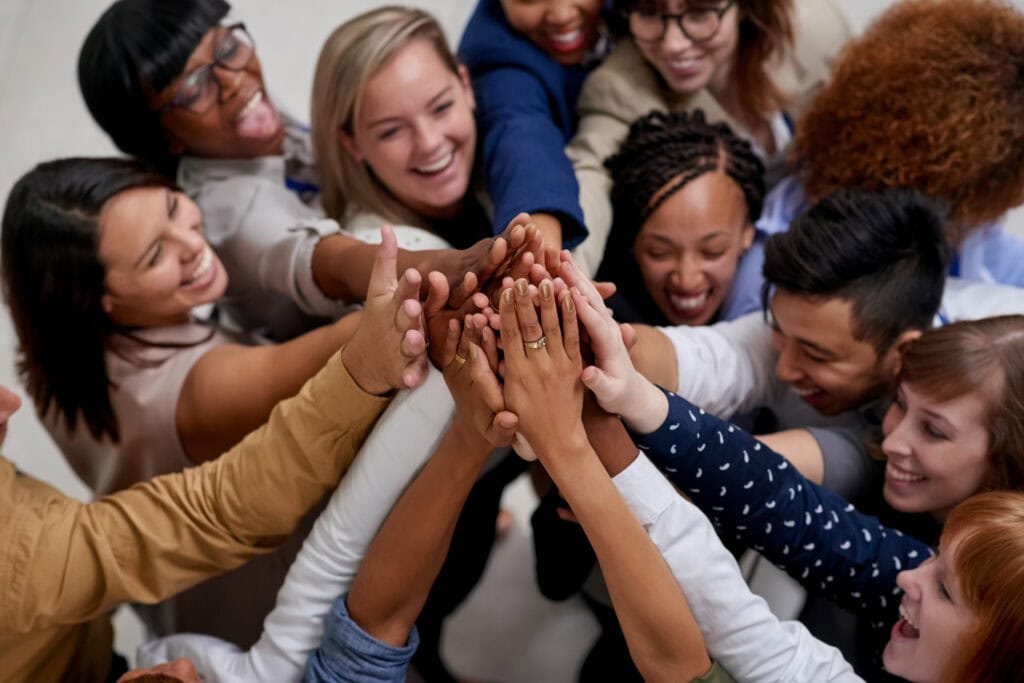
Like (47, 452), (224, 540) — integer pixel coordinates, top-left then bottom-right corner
(762, 188), (950, 351)
(78, 0), (230, 175)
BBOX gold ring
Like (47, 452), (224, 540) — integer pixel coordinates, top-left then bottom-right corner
(452, 351), (469, 365)
(523, 335), (548, 350)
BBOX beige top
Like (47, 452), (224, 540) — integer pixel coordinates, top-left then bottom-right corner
(0, 349), (389, 682)
(567, 0), (852, 276)
(43, 321), (310, 648)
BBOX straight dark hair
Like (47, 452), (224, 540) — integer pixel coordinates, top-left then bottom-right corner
(78, 0), (230, 175)
(1, 157), (177, 442)
(761, 188), (950, 352)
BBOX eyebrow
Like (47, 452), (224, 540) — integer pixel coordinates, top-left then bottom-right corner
(366, 86), (455, 129)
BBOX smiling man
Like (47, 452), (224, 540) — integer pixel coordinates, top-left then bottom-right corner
(631, 188), (1024, 497)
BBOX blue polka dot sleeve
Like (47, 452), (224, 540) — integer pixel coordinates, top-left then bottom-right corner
(632, 387), (935, 626)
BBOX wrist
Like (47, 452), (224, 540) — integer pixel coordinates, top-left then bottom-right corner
(533, 425), (591, 467)
(342, 342), (392, 396)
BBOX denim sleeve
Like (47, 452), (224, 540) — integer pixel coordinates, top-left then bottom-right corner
(303, 594), (419, 683)
(631, 388), (934, 624)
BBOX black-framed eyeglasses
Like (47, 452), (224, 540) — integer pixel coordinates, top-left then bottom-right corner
(158, 23), (256, 116)
(628, 1), (736, 44)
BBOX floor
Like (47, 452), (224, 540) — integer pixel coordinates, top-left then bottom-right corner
(1, 1), (1021, 680)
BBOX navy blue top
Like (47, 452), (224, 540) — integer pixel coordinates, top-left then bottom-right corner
(458, 0), (602, 247)
(632, 387), (936, 631)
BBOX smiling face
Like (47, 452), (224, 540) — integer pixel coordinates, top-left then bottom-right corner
(98, 186), (228, 328)
(501, 0), (604, 65)
(881, 383), (992, 520)
(631, 0), (741, 97)
(152, 24), (285, 159)
(342, 39), (476, 221)
(769, 291), (910, 416)
(634, 168), (753, 325)
(884, 537), (976, 683)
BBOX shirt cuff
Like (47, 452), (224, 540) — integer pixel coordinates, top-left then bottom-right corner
(306, 348), (393, 425)
(611, 452), (678, 526)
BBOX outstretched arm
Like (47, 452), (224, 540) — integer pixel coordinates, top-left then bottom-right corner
(501, 278), (712, 683)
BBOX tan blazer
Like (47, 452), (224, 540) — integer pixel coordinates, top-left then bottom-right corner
(568, 0), (852, 276)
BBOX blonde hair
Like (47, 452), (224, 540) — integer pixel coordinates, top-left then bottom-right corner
(311, 6), (460, 225)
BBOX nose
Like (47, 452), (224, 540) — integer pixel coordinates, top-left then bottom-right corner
(773, 340), (805, 384)
(412, 119), (445, 157)
(547, 0), (575, 24)
(895, 566), (922, 601)
(212, 63), (246, 101)
(661, 17), (695, 51)
(669, 254), (705, 293)
(171, 221), (206, 262)
(881, 406), (912, 459)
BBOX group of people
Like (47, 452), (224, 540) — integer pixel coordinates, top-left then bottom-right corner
(3, 0), (1024, 681)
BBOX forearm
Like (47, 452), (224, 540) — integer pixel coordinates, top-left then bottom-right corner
(630, 324), (681, 393)
(541, 437), (711, 682)
(346, 425), (492, 646)
(531, 212), (563, 251)
(6, 351), (389, 631)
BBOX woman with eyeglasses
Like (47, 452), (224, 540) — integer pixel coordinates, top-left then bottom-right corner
(78, 0), (513, 344)
(568, 0), (851, 277)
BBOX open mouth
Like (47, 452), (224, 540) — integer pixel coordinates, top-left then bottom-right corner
(887, 462), (926, 484)
(666, 289), (712, 321)
(547, 27), (586, 53)
(893, 603), (920, 639)
(413, 150), (455, 176)
(234, 90), (281, 140)
(181, 248), (215, 288)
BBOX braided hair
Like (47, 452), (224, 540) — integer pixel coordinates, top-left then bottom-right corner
(598, 110), (765, 324)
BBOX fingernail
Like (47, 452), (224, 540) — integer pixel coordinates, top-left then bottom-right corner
(515, 279), (527, 296)
(565, 295), (575, 312)
(540, 281), (552, 300)
(470, 344), (478, 359)
(502, 288), (514, 304)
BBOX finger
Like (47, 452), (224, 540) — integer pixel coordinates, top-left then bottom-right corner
(528, 262), (549, 286)
(395, 268), (422, 308)
(366, 224), (399, 299)
(556, 507), (579, 524)
(572, 287), (609, 343)
(620, 322), (637, 350)
(561, 290), (581, 365)
(544, 244), (560, 275)
(537, 279), (563, 352)
(400, 327), (426, 360)
(513, 278), (544, 346)
(424, 271), (449, 316)
(469, 342), (503, 410)
(403, 353), (429, 389)
(395, 297), (422, 334)
(594, 281), (617, 300)
(443, 318), (460, 367)
(499, 286), (526, 366)
(580, 365), (613, 401)
(558, 253), (604, 310)
(480, 325), (500, 372)
(448, 270), (477, 309)
(456, 316), (475, 362)
(489, 410), (519, 446)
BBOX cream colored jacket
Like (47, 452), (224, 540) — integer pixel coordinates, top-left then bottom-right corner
(568, 0), (852, 275)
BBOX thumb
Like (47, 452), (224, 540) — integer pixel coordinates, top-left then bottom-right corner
(581, 365), (615, 405)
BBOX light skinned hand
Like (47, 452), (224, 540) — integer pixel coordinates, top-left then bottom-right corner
(500, 278), (585, 460)
(343, 225), (432, 394)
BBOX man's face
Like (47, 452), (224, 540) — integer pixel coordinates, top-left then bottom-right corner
(769, 290), (906, 416)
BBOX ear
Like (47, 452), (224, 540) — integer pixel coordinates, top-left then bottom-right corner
(457, 63), (476, 110)
(882, 328), (923, 378)
(338, 127), (364, 162)
(741, 222), (755, 252)
(101, 292), (115, 315)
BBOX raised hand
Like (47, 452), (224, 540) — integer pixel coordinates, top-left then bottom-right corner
(444, 213), (534, 308)
(500, 278), (584, 460)
(342, 225), (432, 394)
(442, 316), (518, 448)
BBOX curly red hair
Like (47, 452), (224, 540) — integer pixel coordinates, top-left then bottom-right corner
(792, 0), (1024, 240)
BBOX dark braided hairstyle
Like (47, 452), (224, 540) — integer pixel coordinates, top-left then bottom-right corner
(597, 109), (765, 324)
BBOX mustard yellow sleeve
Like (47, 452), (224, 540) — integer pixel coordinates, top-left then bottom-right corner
(692, 661), (738, 683)
(0, 348), (389, 634)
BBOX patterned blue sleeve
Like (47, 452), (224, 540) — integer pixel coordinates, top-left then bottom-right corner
(632, 387), (935, 625)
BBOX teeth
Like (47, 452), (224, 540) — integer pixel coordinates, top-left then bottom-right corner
(793, 386), (820, 397)
(669, 291), (708, 311)
(184, 248), (212, 286)
(669, 57), (699, 70)
(550, 29), (582, 45)
(238, 91), (263, 120)
(887, 463), (926, 483)
(899, 604), (918, 629)
(415, 151), (454, 174)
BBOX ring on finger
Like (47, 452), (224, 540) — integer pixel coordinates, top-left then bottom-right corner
(452, 351), (469, 365)
(523, 335), (548, 350)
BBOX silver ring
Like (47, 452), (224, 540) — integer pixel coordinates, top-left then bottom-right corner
(523, 335), (548, 350)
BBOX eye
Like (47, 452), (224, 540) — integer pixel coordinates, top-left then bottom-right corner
(433, 100), (455, 116)
(168, 193), (179, 219)
(377, 126), (402, 141)
(923, 422), (949, 440)
(643, 248), (672, 261)
(700, 250), (727, 260)
(147, 243), (163, 268)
